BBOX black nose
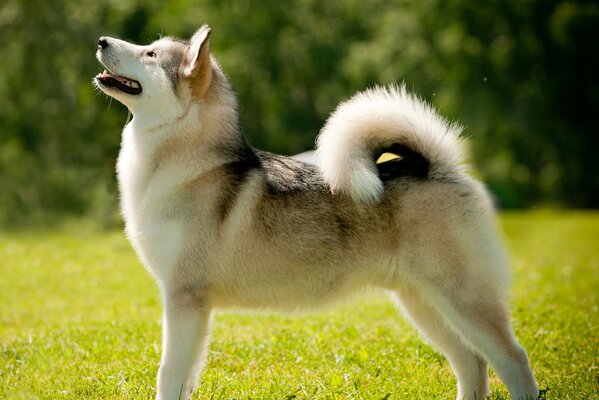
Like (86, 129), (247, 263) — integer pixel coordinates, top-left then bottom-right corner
(98, 37), (108, 49)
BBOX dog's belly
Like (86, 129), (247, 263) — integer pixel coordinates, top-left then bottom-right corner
(209, 267), (368, 311)
(204, 235), (396, 310)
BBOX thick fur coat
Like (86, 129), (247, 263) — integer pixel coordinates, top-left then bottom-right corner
(94, 25), (539, 400)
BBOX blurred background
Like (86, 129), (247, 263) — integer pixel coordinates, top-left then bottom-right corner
(1, 0), (597, 228)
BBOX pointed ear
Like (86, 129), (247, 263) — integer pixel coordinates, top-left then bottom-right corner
(182, 26), (213, 97)
(182, 25), (212, 78)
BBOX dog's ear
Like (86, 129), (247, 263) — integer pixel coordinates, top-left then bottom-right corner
(182, 25), (212, 96)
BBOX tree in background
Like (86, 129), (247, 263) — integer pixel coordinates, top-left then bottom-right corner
(0, 0), (597, 226)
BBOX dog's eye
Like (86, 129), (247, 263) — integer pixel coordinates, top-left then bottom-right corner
(146, 51), (156, 58)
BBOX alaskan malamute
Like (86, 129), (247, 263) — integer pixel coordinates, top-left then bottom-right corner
(94, 25), (539, 400)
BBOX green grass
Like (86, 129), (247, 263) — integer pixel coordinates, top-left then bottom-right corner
(1, 211), (597, 399)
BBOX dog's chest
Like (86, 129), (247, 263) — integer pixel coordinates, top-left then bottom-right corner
(116, 135), (185, 282)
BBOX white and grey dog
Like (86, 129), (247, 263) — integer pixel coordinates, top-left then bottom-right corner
(94, 25), (539, 400)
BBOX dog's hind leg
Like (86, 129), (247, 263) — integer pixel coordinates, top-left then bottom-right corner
(392, 283), (489, 400)
(156, 289), (212, 400)
(393, 186), (539, 399)
(423, 286), (538, 400)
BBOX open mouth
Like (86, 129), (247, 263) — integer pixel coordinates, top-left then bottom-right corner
(95, 70), (142, 95)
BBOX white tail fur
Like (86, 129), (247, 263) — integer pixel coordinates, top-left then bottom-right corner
(315, 85), (465, 204)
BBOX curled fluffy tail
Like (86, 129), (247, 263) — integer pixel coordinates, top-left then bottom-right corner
(315, 85), (465, 204)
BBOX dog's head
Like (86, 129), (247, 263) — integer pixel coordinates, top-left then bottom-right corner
(94, 25), (213, 120)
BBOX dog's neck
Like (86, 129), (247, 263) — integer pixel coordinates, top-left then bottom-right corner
(121, 73), (254, 183)
(125, 71), (240, 153)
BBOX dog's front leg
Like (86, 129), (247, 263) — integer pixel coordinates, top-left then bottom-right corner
(156, 290), (212, 400)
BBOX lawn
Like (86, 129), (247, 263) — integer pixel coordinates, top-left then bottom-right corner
(1, 211), (597, 399)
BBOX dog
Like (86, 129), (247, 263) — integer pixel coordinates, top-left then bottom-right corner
(94, 25), (539, 400)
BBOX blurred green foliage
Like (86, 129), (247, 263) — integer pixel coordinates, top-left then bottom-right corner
(1, 0), (597, 227)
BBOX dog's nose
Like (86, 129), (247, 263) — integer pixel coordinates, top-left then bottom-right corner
(98, 37), (109, 49)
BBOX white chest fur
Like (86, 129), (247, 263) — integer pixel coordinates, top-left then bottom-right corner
(116, 124), (185, 284)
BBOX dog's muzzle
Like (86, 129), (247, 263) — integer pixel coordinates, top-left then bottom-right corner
(95, 37), (142, 95)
